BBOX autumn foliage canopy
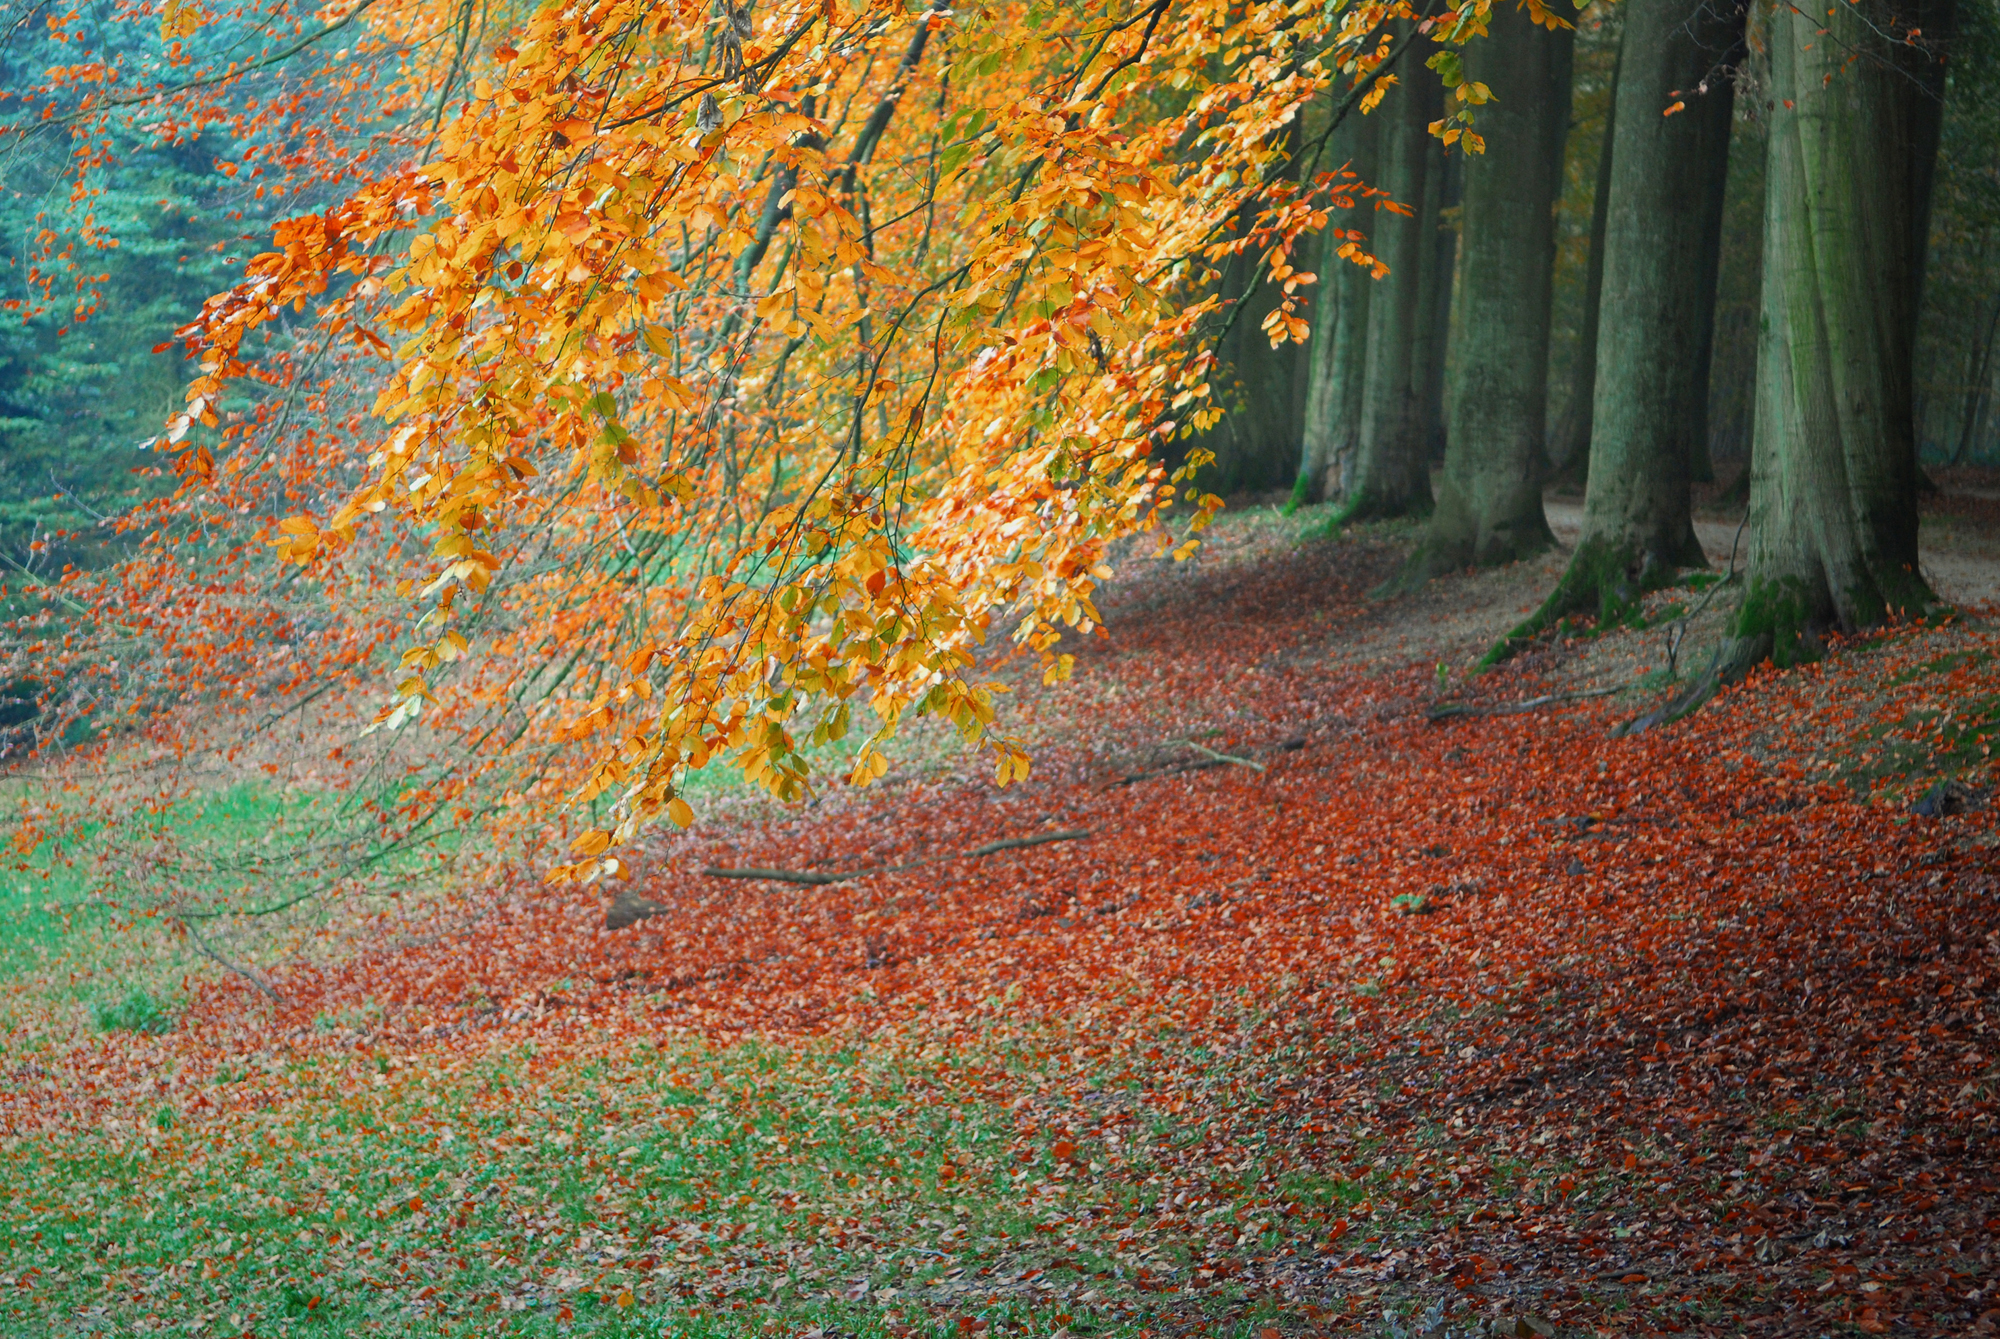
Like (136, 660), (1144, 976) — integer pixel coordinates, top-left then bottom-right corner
(7, 0), (1540, 884)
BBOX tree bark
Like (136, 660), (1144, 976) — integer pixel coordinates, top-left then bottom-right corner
(1489, 0), (1741, 653)
(1200, 130), (1311, 493)
(1413, 137), (1459, 464)
(1685, 91), (1732, 488)
(1398, 5), (1571, 583)
(1625, 0), (1957, 731)
(1548, 46), (1619, 485)
(1338, 42), (1442, 522)
(1294, 107), (1381, 507)
(1953, 295), (2000, 465)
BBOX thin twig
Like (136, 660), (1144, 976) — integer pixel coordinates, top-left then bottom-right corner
(47, 0), (389, 121)
(1666, 506), (1751, 676)
(176, 917), (284, 1002)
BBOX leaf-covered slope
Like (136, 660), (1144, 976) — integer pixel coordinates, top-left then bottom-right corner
(2, 515), (1996, 1335)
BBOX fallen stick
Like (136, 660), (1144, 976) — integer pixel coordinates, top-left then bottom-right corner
(1111, 734), (1292, 787)
(1174, 740), (1265, 772)
(1109, 757), (1229, 787)
(965, 829), (1096, 858)
(700, 866), (844, 886)
(700, 827), (1093, 886)
(1427, 684), (1626, 721)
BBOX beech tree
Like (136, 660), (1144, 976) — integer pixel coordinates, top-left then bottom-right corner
(1414, 141), (1459, 462)
(1294, 109), (1379, 507)
(1203, 129), (1312, 493)
(1337, 41), (1443, 522)
(1546, 44), (1618, 484)
(1399, 2), (1571, 582)
(1631, 0), (1955, 727)
(1489, 0), (1740, 649)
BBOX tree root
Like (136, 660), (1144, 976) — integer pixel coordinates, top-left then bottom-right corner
(1614, 633), (1769, 736)
(1281, 471), (1314, 517)
(1325, 484), (1432, 533)
(1484, 534), (1694, 669)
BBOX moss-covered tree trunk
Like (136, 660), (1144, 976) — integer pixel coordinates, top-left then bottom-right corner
(1339, 44), (1441, 522)
(1732, 0), (1948, 646)
(1626, 0), (1956, 730)
(1489, 0), (1740, 648)
(1295, 109), (1380, 507)
(1398, 6), (1571, 582)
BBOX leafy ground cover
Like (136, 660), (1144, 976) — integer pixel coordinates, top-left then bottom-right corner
(3, 510), (1998, 1337)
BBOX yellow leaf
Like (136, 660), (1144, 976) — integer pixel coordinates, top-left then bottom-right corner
(160, 0), (208, 41)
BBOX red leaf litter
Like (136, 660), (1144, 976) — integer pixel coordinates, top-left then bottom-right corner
(7, 521), (1999, 1335)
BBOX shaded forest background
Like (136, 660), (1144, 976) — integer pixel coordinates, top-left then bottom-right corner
(2, 1), (1998, 578)
(0, 19), (361, 609)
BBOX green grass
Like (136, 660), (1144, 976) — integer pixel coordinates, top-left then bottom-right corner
(1887, 647), (1995, 686)
(0, 783), (314, 1013)
(1830, 649), (2000, 794)
(90, 987), (178, 1035)
(0, 1017), (1415, 1337)
(3, 782), (307, 910)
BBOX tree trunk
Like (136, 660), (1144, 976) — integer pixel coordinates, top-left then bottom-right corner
(1398, 5), (1571, 583)
(1626, 0), (1957, 730)
(1488, 0), (1741, 653)
(1414, 138), (1459, 464)
(1202, 131), (1310, 493)
(1548, 46), (1620, 485)
(1954, 296), (2000, 465)
(1684, 65), (1734, 488)
(1338, 42), (1441, 522)
(1294, 107), (1380, 508)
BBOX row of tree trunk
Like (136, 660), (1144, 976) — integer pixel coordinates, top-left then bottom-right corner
(1267, 0), (1956, 692)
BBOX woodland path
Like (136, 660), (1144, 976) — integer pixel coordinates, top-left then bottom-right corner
(1543, 494), (2000, 607)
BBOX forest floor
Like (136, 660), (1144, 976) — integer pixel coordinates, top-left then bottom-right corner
(2, 475), (1999, 1339)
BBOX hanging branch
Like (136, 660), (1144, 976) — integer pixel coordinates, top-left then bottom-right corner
(175, 917), (284, 1003)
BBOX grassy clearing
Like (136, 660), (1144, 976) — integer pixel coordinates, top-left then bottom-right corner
(0, 783), (322, 1027)
(0, 1013), (1418, 1338)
